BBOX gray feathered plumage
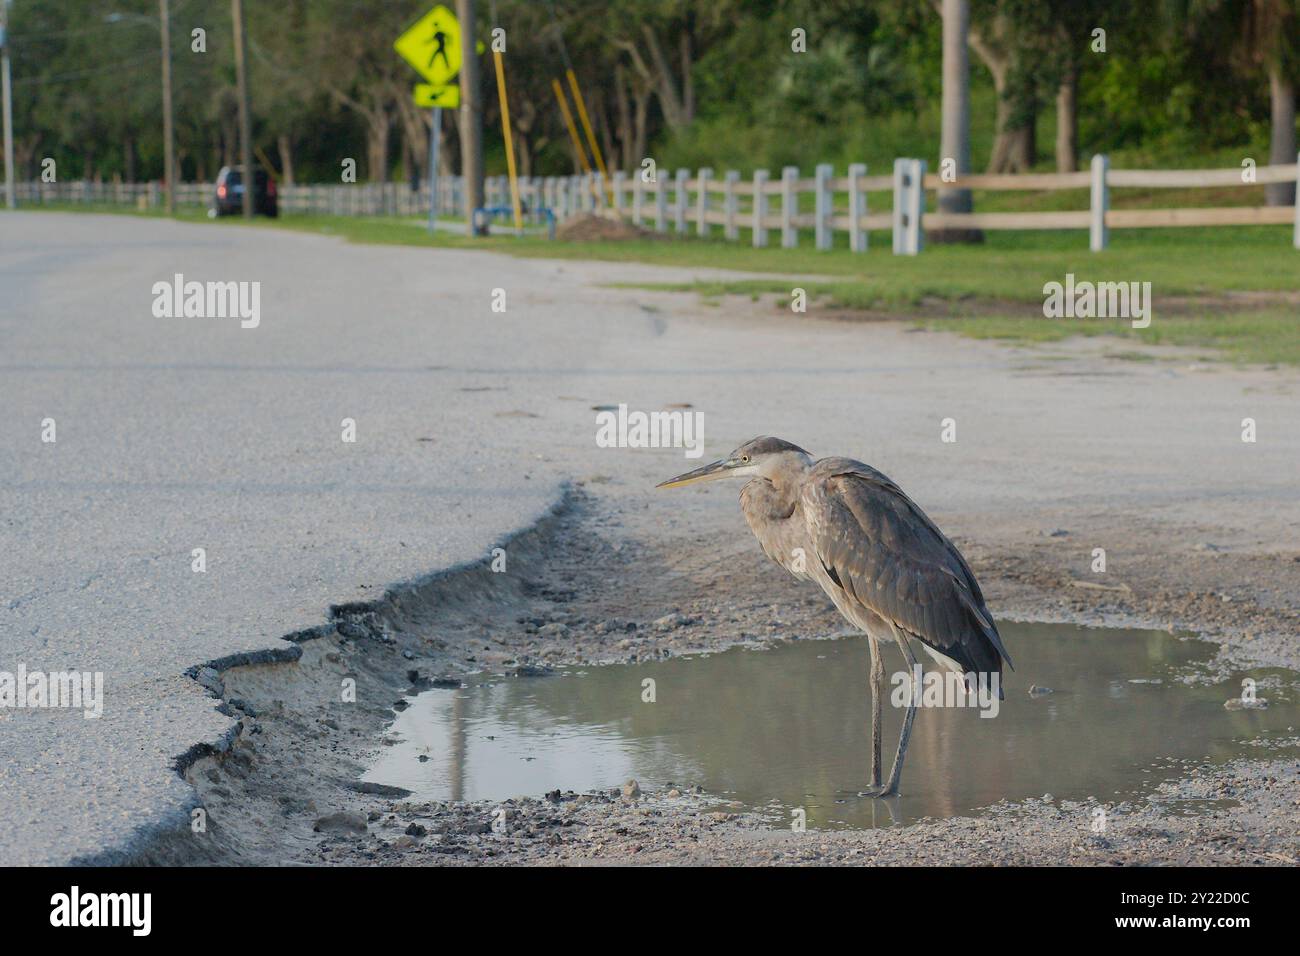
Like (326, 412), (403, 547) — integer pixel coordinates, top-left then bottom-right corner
(740, 451), (1012, 688)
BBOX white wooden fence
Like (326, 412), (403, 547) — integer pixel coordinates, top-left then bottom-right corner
(593, 155), (1300, 254)
(7, 153), (1298, 254)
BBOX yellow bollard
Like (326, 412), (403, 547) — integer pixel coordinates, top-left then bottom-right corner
(565, 68), (608, 181)
(494, 49), (523, 231)
(552, 78), (591, 174)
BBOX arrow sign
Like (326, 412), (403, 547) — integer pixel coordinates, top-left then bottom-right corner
(414, 83), (460, 109)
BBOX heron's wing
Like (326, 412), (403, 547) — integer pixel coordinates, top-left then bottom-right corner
(802, 460), (1012, 673)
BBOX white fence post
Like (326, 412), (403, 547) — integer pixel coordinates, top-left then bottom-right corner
(724, 170), (739, 240)
(656, 174), (668, 231)
(910, 159), (926, 254)
(674, 168), (689, 233)
(781, 165), (798, 248)
(893, 158), (924, 256)
(752, 169), (770, 247)
(612, 171), (625, 216)
(1090, 153), (1109, 252)
(631, 170), (643, 224)
(892, 159), (907, 254)
(815, 163), (832, 250)
(848, 162), (868, 252)
(696, 167), (713, 236)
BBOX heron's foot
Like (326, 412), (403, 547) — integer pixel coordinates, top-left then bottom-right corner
(857, 785), (898, 799)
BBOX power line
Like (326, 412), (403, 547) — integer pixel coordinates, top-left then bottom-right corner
(7, 0), (203, 42)
(13, 54), (157, 87)
(8, 19), (153, 41)
(9, 0), (214, 94)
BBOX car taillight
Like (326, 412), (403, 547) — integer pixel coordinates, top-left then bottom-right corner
(267, 180), (276, 196)
(217, 185), (226, 198)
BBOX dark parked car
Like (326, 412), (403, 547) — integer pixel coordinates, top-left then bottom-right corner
(212, 165), (278, 217)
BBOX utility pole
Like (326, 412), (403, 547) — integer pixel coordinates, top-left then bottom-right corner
(935, 0), (979, 242)
(455, 0), (483, 234)
(160, 0), (174, 214)
(231, 0), (253, 219)
(1, 0), (15, 210)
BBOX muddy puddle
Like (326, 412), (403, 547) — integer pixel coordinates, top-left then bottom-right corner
(362, 622), (1300, 829)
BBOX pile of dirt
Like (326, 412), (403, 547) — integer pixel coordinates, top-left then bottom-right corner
(555, 213), (656, 242)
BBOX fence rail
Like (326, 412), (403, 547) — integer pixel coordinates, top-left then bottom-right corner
(5, 152), (1298, 254)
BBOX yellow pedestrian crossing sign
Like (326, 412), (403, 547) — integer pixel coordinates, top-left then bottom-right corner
(414, 83), (460, 109)
(394, 4), (461, 87)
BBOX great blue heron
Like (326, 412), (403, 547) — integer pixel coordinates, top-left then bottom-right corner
(658, 436), (1012, 796)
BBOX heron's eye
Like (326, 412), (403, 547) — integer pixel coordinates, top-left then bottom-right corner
(741, 454), (750, 463)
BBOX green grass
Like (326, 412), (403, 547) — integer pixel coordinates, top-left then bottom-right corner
(609, 226), (1299, 302)
(20, 202), (1295, 296)
(17, 200), (1296, 297)
(923, 310), (1300, 366)
(12, 202), (1298, 364)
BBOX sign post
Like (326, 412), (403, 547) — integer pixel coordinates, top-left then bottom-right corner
(429, 107), (440, 234)
(395, 5), (463, 235)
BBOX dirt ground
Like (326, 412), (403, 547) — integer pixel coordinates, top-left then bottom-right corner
(556, 212), (659, 242)
(135, 460), (1300, 866)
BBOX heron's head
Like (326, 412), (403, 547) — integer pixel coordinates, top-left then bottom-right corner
(656, 436), (812, 489)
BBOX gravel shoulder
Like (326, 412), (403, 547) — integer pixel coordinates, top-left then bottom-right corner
(155, 480), (1299, 867)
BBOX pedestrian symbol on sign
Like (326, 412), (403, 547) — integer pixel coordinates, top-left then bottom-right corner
(394, 5), (462, 88)
(428, 28), (450, 72)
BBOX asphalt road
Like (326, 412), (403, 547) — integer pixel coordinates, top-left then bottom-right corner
(2, 212), (1297, 865)
(0, 212), (664, 863)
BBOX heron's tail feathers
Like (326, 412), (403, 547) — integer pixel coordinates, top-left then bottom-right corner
(958, 590), (1014, 671)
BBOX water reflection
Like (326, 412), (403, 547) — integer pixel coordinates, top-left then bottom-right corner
(363, 622), (1299, 828)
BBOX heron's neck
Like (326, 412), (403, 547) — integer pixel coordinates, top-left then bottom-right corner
(748, 465), (806, 518)
(770, 455), (812, 493)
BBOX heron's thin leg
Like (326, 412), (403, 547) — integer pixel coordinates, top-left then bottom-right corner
(880, 624), (919, 797)
(867, 634), (883, 790)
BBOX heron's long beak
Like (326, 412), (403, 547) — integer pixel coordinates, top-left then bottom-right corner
(656, 458), (734, 489)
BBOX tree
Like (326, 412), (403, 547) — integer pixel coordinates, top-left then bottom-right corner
(297, 0), (417, 182)
(1236, 0), (1297, 205)
(935, 0), (981, 241)
(966, 0), (1043, 172)
(608, 0), (742, 132)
